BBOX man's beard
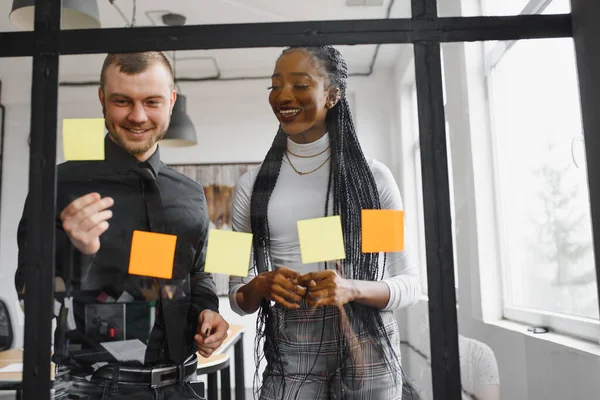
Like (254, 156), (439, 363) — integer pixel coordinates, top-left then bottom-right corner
(107, 126), (166, 156)
(102, 105), (166, 156)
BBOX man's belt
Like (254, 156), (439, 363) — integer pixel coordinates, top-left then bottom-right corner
(91, 354), (197, 388)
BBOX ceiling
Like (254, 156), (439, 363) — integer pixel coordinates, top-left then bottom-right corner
(1, 0), (411, 81)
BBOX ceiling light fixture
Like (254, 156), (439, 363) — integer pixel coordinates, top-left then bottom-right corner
(9, 0), (101, 30)
(159, 12), (198, 147)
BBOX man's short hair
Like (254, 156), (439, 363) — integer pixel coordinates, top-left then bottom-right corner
(100, 52), (174, 90)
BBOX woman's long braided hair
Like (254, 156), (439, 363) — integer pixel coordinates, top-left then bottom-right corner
(250, 45), (419, 398)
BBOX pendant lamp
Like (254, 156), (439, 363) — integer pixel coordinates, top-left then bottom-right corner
(161, 94), (197, 147)
(10, 0), (101, 30)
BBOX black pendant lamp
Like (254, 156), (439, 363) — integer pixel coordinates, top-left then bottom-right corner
(10, 0), (101, 30)
(159, 13), (197, 148)
(161, 94), (197, 147)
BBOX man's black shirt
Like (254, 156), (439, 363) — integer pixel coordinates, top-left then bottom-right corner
(16, 136), (218, 366)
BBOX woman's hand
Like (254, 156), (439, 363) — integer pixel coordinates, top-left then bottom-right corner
(256, 267), (307, 309)
(297, 269), (359, 308)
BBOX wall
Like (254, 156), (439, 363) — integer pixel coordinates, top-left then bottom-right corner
(0, 55), (397, 390)
(0, 57), (32, 354)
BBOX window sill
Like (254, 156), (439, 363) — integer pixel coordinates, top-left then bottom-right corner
(486, 318), (600, 356)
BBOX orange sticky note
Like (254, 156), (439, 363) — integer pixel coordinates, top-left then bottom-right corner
(361, 210), (404, 253)
(128, 230), (177, 279)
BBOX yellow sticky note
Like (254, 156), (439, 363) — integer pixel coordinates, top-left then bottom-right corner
(205, 230), (253, 277)
(297, 216), (346, 264)
(128, 230), (177, 279)
(361, 210), (404, 253)
(63, 118), (105, 161)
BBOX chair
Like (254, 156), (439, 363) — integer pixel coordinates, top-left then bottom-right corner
(0, 299), (13, 351)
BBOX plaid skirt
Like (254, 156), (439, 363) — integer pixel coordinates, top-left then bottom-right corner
(259, 302), (403, 400)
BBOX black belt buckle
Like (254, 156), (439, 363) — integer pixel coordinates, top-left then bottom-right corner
(150, 366), (178, 388)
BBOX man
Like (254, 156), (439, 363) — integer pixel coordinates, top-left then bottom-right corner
(16, 52), (228, 399)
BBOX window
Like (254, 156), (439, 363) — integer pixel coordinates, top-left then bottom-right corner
(408, 83), (429, 293)
(399, 65), (429, 293)
(483, 0), (569, 16)
(483, 0), (599, 340)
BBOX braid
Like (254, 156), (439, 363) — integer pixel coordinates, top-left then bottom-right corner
(249, 129), (287, 396)
(250, 45), (419, 399)
(250, 128), (286, 271)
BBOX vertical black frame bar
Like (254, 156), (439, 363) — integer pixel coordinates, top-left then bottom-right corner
(22, 1), (60, 399)
(412, 1), (462, 399)
(570, 0), (600, 323)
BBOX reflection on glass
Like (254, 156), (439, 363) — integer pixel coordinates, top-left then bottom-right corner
(402, 313), (500, 400)
(458, 335), (500, 400)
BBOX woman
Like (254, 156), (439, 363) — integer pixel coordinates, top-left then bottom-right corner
(229, 45), (421, 399)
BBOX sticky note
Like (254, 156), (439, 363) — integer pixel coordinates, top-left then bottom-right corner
(62, 118), (105, 161)
(297, 216), (346, 264)
(361, 210), (404, 253)
(128, 230), (177, 279)
(205, 230), (253, 277)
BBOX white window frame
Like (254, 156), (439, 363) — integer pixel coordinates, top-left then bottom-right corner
(482, 0), (600, 342)
(398, 52), (457, 296)
(399, 60), (428, 294)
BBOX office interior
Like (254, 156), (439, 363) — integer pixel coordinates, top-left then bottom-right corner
(0, 0), (599, 399)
